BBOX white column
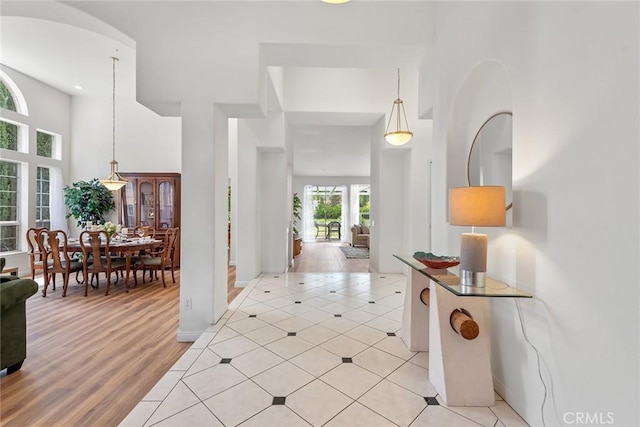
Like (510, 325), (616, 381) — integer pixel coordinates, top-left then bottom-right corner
(235, 120), (260, 286)
(259, 149), (288, 273)
(178, 100), (228, 341)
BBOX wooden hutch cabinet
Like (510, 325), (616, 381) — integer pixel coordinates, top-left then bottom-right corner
(117, 173), (181, 265)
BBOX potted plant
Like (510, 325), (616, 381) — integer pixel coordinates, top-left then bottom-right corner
(63, 178), (116, 228)
(292, 192), (302, 237)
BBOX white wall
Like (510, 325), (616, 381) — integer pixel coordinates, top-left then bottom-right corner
(370, 144), (410, 274)
(430, 2), (639, 425)
(259, 149), (288, 273)
(1, 65), (70, 275)
(236, 113), (287, 282)
(70, 91), (181, 182)
(236, 119), (261, 285)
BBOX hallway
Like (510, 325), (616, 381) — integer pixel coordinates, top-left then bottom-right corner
(288, 241), (369, 273)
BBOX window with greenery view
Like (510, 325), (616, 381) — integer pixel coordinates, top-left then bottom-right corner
(1, 80), (20, 152)
(0, 80), (17, 111)
(0, 120), (18, 151)
(0, 160), (20, 252)
(37, 131), (54, 158)
(313, 186), (342, 225)
(36, 166), (51, 229)
(359, 188), (370, 226)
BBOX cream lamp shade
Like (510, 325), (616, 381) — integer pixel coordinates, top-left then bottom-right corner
(449, 186), (506, 287)
(449, 186), (506, 227)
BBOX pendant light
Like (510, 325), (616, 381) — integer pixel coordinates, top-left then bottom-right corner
(100, 56), (127, 191)
(384, 68), (413, 146)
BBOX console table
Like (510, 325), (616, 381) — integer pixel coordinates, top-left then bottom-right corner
(394, 254), (531, 406)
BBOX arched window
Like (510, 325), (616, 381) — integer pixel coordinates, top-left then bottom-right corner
(0, 80), (17, 111)
(0, 74), (28, 252)
(1, 72), (64, 254)
(0, 81), (19, 151)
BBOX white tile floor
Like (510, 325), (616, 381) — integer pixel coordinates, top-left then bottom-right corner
(120, 273), (528, 427)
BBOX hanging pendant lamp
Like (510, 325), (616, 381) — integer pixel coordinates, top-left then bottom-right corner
(100, 56), (128, 191)
(384, 68), (413, 146)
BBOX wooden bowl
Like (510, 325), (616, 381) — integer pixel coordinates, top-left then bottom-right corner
(413, 251), (460, 270)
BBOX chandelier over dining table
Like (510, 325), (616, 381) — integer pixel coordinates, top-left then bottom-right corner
(100, 55), (128, 191)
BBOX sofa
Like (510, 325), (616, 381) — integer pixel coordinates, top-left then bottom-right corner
(351, 224), (370, 248)
(1, 277), (39, 374)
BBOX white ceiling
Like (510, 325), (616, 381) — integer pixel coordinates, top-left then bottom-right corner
(0, 1), (431, 177)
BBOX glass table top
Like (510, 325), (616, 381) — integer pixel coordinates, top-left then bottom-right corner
(393, 254), (532, 298)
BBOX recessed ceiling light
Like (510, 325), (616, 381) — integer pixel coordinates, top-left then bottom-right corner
(74, 85), (83, 90)
(322, 0), (351, 4)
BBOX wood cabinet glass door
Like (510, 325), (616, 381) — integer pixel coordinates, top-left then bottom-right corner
(120, 178), (138, 228)
(138, 179), (156, 227)
(157, 179), (175, 229)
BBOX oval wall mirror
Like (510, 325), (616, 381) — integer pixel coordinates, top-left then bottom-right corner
(467, 111), (513, 210)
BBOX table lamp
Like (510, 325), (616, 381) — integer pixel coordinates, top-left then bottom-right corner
(449, 186), (506, 287)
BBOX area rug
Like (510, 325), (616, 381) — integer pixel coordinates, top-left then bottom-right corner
(339, 246), (370, 259)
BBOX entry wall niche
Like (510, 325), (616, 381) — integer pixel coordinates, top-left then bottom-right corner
(445, 60), (512, 248)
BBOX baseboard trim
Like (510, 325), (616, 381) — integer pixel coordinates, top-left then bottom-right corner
(176, 331), (201, 342)
(235, 280), (250, 288)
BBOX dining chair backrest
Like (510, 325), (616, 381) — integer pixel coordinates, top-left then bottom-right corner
(26, 227), (47, 279)
(79, 230), (111, 274)
(162, 227), (179, 264)
(26, 227), (47, 258)
(39, 229), (84, 297)
(38, 229), (72, 273)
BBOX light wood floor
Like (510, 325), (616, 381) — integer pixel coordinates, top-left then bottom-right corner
(288, 240), (370, 273)
(0, 244), (365, 426)
(0, 267), (239, 427)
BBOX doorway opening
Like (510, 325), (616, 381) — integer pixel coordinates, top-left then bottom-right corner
(289, 184), (370, 273)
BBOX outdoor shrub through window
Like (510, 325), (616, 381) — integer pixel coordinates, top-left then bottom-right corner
(0, 160), (20, 252)
(36, 166), (51, 229)
(37, 131), (54, 158)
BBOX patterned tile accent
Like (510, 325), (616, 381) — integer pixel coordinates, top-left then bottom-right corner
(272, 396), (286, 405)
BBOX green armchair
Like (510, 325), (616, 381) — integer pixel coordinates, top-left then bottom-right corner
(1, 277), (38, 374)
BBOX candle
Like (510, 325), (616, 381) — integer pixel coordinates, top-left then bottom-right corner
(460, 232), (487, 273)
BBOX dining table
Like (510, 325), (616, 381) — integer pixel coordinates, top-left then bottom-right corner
(66, 237), (164, 288)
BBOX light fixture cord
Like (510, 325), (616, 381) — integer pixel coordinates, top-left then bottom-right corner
(515, 299), (552, 427)
(396, 68), (401, 130)
(111, 56), (119, 163)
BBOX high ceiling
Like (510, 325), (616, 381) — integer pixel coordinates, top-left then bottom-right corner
(0, 1), (432, 177)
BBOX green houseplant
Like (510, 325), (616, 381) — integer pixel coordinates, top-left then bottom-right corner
(292, 192), (302, 237)
(63, 178), (116, 228)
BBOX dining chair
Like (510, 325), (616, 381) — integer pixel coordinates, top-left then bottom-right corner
(133, 227), (179, 287)
(131, 225), (156, 276)
(26, 227), (48, 280)
(327, 221), (341, 240)
(79, 230), (128, 296)
(39, 230), (84, 297)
